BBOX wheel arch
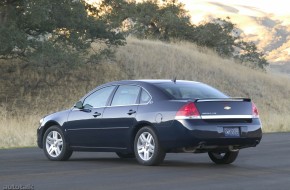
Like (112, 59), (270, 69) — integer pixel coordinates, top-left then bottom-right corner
(129, 121), (157, 152)
(39, 121), (61, 148)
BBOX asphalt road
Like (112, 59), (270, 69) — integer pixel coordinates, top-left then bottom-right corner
(0, 133), (289, 190)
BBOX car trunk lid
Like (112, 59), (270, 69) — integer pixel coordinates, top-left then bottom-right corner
(194, 98), (253, 119)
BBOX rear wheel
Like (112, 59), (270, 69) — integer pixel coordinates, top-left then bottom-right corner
(43, 126), (72, 161)
(116, 152), (135, 159)
(208, 150), (239, 164)
(134, 127), (166, 166)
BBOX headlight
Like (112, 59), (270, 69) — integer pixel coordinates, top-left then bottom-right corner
(39, 118), (44, 125)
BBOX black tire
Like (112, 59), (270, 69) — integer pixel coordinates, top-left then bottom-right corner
(134, 126), (166, 166)
(43, 126), (73, 161)
(208, 150), (239, 164)
(116, 152), (135, 159)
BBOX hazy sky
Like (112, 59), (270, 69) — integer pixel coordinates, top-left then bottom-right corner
(180, 0), (290, 16)
(89, 0), (290, 16)
(178, 0), (290, 27)
(179, 0), (290, 64)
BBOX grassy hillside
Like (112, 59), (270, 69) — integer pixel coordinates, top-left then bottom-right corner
(1, 38), (290, 148)
(269, 64), (290, 77)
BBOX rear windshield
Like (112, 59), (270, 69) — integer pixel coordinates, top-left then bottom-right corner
(154, 82), (228, 99)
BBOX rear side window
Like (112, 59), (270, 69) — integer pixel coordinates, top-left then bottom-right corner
(140, 89), (151, 104)
(111, 85), (141, 106)
(154, 82), (228, 99)
(83, 86), (116, 108)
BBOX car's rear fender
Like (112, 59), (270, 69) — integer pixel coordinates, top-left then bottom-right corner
(127, 121), (154, 152)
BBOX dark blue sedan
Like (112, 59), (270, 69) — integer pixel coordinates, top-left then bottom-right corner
(37, 80), (262, 166)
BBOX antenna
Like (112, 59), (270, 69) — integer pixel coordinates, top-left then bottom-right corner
(172, 77), (177, 83)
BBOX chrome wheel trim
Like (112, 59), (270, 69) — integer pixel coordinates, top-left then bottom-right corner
(45, 131), (63, 157)
(137, 132), (155, 161)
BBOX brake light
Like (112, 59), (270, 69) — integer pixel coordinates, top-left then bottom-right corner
(176, 102), (201, 119)
(252, 102), (259, 118)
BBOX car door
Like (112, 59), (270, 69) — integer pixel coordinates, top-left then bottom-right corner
(101, 85), (141, 148)
(65, 86), (116, 147)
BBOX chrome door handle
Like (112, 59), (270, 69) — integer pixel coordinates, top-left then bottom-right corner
(127, 110), (136, 115)
(93, 112), (101, 117)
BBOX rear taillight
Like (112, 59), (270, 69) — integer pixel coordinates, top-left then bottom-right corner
(176, 102), (201, 119)
(252, 102), (259, 118)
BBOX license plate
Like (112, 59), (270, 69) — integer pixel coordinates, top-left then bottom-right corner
(224, 127), (240, 137)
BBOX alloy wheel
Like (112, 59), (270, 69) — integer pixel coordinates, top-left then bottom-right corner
(45, 131), (63, 158)
(137, 132), (155, 161)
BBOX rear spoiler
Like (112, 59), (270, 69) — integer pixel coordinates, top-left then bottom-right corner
(195, 98), (251, 102)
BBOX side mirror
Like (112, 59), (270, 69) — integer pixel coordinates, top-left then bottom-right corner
(74, 101), (84, 109)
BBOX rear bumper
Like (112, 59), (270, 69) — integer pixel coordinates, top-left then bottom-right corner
(157, 118), (262, 151)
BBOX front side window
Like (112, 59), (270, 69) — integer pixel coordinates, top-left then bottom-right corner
(111, 85), (141, 106)
(83, 86), (116, 108)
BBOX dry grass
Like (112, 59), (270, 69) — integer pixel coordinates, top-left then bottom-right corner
(0, 108), (37, 148)
(0, 62), (127, 148)
(269, 63), (290, 78)
(1, 37), (290, 148)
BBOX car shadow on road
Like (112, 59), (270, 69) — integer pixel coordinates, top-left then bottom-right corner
(162, 160), (238, 169)
(68, 157), (138, 164)
(67, 156), (238, 169)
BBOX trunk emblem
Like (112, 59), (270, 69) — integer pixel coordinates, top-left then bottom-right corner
(224, 106), (231, 110)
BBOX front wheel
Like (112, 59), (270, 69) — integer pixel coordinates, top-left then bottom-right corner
(208, 150), (239, 164)
(43, 126), (72, 161)
(134, 127), (166, 166)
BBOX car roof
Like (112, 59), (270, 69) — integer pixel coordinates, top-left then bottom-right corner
(80, 80), (202, 102)
(104, 79), (200, 86)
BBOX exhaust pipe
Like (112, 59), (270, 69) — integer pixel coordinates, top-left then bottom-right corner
(182, 147), (196, 153)
(229, 145), (239, 152)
